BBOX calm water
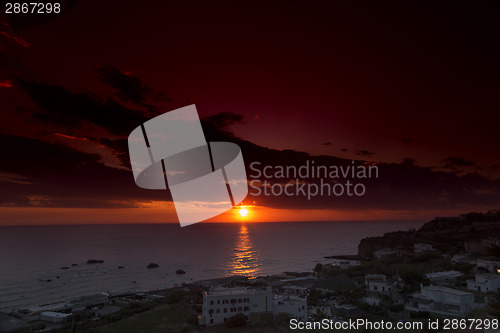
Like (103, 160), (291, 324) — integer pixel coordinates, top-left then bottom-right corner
(0, 221), (422, 311)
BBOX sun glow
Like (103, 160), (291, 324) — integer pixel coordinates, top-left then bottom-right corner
(238, 208), (249, 217)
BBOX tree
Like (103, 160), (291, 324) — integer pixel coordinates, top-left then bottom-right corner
(314, 263), (323, 275)
(488, 291), (500, 317)
(226, 313), (246, 328)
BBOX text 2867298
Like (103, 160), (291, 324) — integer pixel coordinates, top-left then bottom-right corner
(5, 3), (61, 14)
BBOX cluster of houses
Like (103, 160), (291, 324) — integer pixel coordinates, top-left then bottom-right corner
(405, 271), (500, 317)
(373, 242), (436, 259)
(201, 235), (500, 327)
(465, 238), (500, 256)
(362, 270), (500, 318)
(200, 283), (362, 327)
(6, 291), (160, 329)
(9, 294), (109, 324)
(201, 269), (500, 327)
(364, 254), (500, 319)
(200, 259), (368, 327)
(406, 285), (477, 316)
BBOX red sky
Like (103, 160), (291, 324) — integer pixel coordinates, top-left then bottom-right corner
(1, 2), (499, 224)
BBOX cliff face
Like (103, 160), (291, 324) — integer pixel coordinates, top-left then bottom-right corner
(357, 231), (415, 258)
(357, 214), (500, 259)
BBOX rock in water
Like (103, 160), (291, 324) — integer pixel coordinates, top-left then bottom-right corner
(176, 269), (186, 274)
(87, 259), (104, 264)
(147, 263), (159, 269)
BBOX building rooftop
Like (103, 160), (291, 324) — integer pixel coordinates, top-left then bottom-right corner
(335, 304), (358, 310)
(425, 270), (463, 279)
(475, 273), (500, 279)
(274, 295), (306, 304)
(282, 285), (308, 291)
(205, 287), (268, 296)
(23, 302), (73, 314)
(410, 298), (433, 305)
(423, 285), (472, 296)
(365, 274), (386, 281)
(41, 311), (71, 318)
(477, 257), (500, 263)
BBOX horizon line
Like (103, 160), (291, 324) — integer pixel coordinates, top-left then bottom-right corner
(0, 219), (427, 227)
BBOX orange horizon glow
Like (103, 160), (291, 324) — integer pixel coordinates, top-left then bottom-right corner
(0, 205), (481, 226)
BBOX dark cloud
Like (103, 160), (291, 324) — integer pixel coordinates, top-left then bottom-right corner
(202, 112), (244, 137)
(95, 64), (170, 105)
(18, 79), (150, 136)
(0, 134), (172, 208)
(98, 137), (130, 166)
(236, 139), (500, 210)
(444, 157), (476, 168)
(2, 118), (500, 212)
(341, 148), (348, 152)
(322, 142), (332, 146)
(401, 137), (411, 144)
(356, 150), (375, 157)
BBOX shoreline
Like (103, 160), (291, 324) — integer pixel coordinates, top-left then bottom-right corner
(0, 270), (318, 314)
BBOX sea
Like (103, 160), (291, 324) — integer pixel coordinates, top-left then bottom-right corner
(0, 221), (423, 312)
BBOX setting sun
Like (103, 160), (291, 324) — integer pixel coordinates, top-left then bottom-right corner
(238, 208), (249, 217)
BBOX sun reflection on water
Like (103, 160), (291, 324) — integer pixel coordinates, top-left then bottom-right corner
(226, 224), (262, 278)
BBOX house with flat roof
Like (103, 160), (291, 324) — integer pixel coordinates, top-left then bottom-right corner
(425, 270), (463, 285)
(414, 243), (434, 254)
(281, 285), (309, 297)
(202, 287), (273, 327)
(406, 285), (477, 317)
(202, 286), (307, 327)
(365, 274), (392, 294)
(273, 295), (307, 322)
(17, 302), (73, 322)
(477, 258), (500, 274)
(467, 274), (500, 293)
(40, 311), (71, 323)
(334, 304), (359, 317)
(481, 237), (500, 248)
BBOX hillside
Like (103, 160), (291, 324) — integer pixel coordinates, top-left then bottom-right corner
(358, 211), (500, 258)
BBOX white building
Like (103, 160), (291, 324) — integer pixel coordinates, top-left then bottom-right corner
(414, 243), (434, 254)
(40, 311), (71, 323)
(324, 260), (361, 270)
(363, 295), (382, 306)
(309, 305), (332, 317)
(202, 287), (307, 327)
(477, 258), (500, 273)
(481, 237), (500, 248)
(406, 285), (477, 317)
(451, 255), (474, 265)
(425, 270), (463, 284)
(273, 295), (307, 321)
(467, 274), (500, 293)
(202, 287), (272, 327)
(373, 249), (399, 258)
(18, 302), (73, 322)
(365, 274), (392, 294)
(281, 285), (308, 297)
